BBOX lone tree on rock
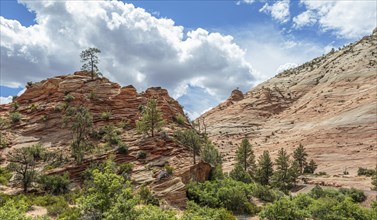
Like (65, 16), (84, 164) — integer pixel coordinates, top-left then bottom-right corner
(137, 99), (164, 137)
(80, 47), (102, 79)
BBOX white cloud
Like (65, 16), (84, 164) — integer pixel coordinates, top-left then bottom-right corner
(259, 0), (290, 23)
(1, 0), (256, 118)
(232, 24), (329, 83)
(0, 96), (12, 104)
(293, 10), (316, 28)
(276, 63), (298, 74)
(237, 0), (256, 5)
(295, 0), (377, 39)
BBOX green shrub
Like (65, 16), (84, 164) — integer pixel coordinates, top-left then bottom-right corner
(117, 143), (128, 154)
(136, 205), (176, 220)
(251, 183), (282, 202)
(63, 94), (74, 102)
(38, 173), (70, 195)
(10, 112), (22, 123)
(29, 143), (45, 161)
(0, 167), (12, 185)
(29, 103), (39, 112)
(182, 201), (235, 220)
(88, 91), (97, 101)
(357, 167), (375, 176)
(259, 197), (309, 220)
(339, 188), (366, 203)
(118, 163), (133, 180)
(174, 114), (186, 125)
(0, 198), (30, 220)
(187, 178), (258, 214)
(11, 102), (19, 111)
(0, 133), (9, 149)
(164, 164), (174, 175)
(101, 111), (111, 120)
(137, 151), (147, 159)
(139, 185), (159, 206)
(46, 198), (69, 216)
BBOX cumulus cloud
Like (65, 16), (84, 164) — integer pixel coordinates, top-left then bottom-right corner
(0, 0), (255, 118)
(276, 63), (298, 74)
(259, 0), (290, 23)
(294, 0), (377, 39)
(0, 96), (12, 104)
(293, 10), (316, 28)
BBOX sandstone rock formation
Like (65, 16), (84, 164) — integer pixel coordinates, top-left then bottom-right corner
(0, 72), (209, 208)
(198, 30), (377, 177)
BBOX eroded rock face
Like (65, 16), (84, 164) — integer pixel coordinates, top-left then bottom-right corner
(229, 89), (244, 102)
(0, 72), (207, 208)
(198, 30), (377, 175)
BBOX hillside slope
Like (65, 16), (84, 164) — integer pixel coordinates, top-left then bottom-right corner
(0, 72), (210, 208)
(198, 29), (377, 181)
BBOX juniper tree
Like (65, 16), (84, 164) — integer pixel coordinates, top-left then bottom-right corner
(255, 150), (274, 185)
(80, 47), (102, 79)
(293, 144), (308, 174)
(175, 129), (201, 164)
(137, 99), (164, 137)
(7, 146), (40, 192)
(64, 106), (93, 163)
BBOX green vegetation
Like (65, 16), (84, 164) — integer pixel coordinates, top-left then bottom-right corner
(175, 129), (201, 164)
(293, 144), (308, 174)
(64, 106), (93, 163)
(271, 148), (299, 192)
(137, 150), (147, 159)
(80, 47), (102, 79)
(63, 94), (75, 102)
(255, 150), (274, 185)
(174, 113), (186, 125)
(372, 165), (377, 190)
(9, 112), (22, 123)
(0, 167), (12, 185)
(7, 145), (41, 192)
(136, 99), (164, 137)
(38, 173), (70, 195)
(101, 111), (111, 121)
(358, 167), (376, 176)
(230, 138), (255, 183)
(303, 159), (317, 174)
(0, 133), (9, 149)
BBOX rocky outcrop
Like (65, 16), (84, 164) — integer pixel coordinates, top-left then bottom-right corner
(0, 72), (208, 208)
(198, 30), (377, 175)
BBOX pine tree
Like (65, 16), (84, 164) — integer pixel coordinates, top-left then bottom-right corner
(293, 144), (308, 174)
(304, 159), (318, 174)
(137, 99), (164, 137)
(235, 138), (256, 173)
(175, 129), (201, 164)
(271, 148), (292, 191)
(80, 47), (102, 79)
(255, 150), (274, 185)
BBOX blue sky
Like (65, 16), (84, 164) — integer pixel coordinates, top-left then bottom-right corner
(1, 0), (376, 118)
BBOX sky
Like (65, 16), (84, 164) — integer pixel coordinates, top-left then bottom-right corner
(1, 0), (376, 119)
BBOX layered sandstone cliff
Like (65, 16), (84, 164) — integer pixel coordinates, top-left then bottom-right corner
(198, 29), (377, 178)
(0, 72), (209, 207)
